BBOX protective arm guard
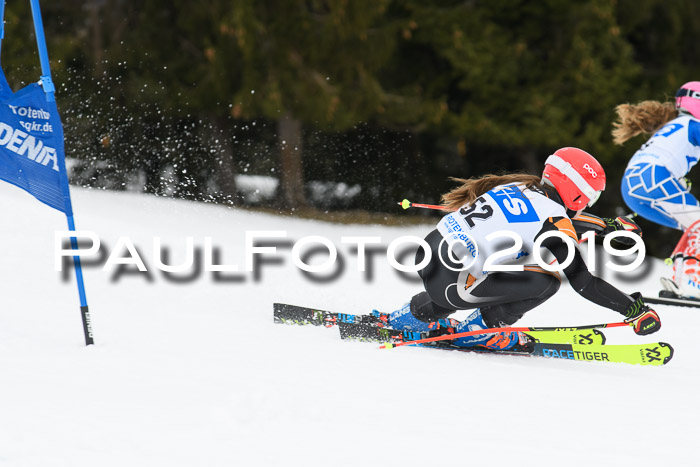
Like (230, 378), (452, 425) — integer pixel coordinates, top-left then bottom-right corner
(572, 212), (607, 236)
(573, 212), (642, 245)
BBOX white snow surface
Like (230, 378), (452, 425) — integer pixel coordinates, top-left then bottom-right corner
(0, 184), (697, 467)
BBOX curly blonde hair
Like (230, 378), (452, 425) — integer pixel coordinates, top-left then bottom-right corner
(612, 100), (678, 145)
(440, 174), (542, 211)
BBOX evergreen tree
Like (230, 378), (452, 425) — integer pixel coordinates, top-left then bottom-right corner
(226, 0), (405, 208)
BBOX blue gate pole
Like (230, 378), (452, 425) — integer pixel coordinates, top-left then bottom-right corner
(30, 0), (94, 345)
(0, 1), (5, 57)
(29, 0), (55, 101)
(66, 213), (94, 345)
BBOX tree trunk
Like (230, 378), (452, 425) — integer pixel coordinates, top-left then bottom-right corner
(278, 114), (307, 208)
(518, 147), (539, 174)
(89, 1), (104, 78)
(211, 116), (237, 204)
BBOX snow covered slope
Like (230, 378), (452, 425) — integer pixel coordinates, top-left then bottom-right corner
(0, 184), (696, 467)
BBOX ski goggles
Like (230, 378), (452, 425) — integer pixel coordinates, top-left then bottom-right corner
(676, 88), (700, 100)
(587, 190), (602, 207)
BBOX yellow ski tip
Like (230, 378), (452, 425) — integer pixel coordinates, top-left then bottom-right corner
(400, 199), (411, 210)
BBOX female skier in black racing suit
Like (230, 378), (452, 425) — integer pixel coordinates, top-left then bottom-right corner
(374, 147), (661, 350)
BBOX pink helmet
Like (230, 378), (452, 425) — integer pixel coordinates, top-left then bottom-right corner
(675, 81), (700, 119)
(542, 147), (606, 211)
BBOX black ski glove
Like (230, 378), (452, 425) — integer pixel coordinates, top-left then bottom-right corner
(601, 216), (642, 246)
(624, 292), (661, 335)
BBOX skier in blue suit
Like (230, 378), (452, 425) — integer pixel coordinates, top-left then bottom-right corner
(613, 81), (700, 298)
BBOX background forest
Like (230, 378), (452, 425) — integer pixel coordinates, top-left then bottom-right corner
(3, 0), (700, 256)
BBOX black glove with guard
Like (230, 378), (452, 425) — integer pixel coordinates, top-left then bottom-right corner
(601, 216), (642, 246)
(624, 292), (661, 335)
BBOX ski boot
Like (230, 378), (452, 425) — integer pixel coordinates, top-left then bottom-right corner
(661, 267), (700, 301)
(659, 276), (681, 297)
(452, 309), (532, 352)
(371, 303), (458, 333)
(479, 331), (533, 351)
(663, 220), (700, 300)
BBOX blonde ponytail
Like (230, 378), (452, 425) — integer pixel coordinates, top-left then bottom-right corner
(612, 100), (678, 145)
(440, 174), (542, 211)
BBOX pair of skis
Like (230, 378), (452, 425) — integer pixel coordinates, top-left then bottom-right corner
(273, 303), (674, 366)
(643, 294), (700, 308)
(642, 278), (700, 308)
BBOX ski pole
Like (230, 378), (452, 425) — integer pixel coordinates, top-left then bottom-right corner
(398, 199), (451, 211)
(379, 321), (630, 349)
